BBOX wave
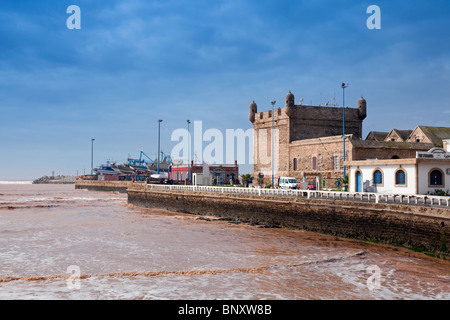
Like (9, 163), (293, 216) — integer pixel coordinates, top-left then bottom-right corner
(0, 196), (125, 204)
(0, 204), (57, 210)
(0, 251), (366, 283)
(0, 181), (33, 185)
(0, 196), (125, 209)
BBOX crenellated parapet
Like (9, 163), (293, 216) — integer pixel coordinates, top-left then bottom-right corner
(249, 90), (367, 140)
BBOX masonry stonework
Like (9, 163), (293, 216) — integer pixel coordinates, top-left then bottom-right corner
(128, 187), (450, 254)
(250, 91), (434, 187)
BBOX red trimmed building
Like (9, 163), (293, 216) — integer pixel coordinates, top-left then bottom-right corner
(169, 160), (239, 185)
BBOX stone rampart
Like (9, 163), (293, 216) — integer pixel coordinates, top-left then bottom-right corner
(127, 187), (450, 253)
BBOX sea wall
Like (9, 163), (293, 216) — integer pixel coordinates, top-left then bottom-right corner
(75, 180), (146, 193)
(127, 187), (450, 253)
(33, 175), (77, 184)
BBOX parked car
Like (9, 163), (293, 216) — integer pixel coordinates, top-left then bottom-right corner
(307, 181), (316, 190)
(278, 177), (300, 189)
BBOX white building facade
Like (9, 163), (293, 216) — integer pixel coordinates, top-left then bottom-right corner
(347, 148), (450, 195)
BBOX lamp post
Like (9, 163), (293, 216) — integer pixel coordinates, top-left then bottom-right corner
(187, 119), (191, 184)
(157, 120), (163, 174)
(341, 83), (349, 178)
(91, 138), (95, 175)
(271, 100), (276, 187)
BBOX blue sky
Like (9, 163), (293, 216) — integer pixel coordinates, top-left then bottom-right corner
(0, 0), (449, 179)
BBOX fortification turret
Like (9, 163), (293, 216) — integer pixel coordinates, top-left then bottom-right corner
(285, 91), (295, 117)
(249, 100), (257, 123)
(358, 96), (367, 120)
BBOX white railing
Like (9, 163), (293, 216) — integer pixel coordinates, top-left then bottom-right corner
(144, 184), (450, 208)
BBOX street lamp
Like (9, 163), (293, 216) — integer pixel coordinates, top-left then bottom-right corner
(91, 138), (95, 175)
(157, 120), (163, 174)
(271, 100), (276, 187)
(187, 119), (191, 184)
(341, 82), (349, 178)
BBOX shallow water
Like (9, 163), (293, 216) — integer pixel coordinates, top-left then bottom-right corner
(0, 184), (449, 299)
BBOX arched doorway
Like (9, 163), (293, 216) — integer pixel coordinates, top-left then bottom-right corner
(429, 169), (444, 187)
(355, 170), (362, 192)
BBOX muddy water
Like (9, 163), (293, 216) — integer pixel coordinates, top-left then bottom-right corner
(0, 184), (449, 299)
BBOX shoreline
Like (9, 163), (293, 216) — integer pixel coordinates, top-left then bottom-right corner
(127, 185), (450, 257)
(74, 180), (450, 258)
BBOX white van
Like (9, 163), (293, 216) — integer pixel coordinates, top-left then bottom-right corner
(278, 177), (300, 189)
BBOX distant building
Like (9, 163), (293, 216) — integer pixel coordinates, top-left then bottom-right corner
(365, 131), (389, 142)
(406, 126), (450, 147)
(384, 129), (413, 142)
(347, 147), (450, 195)
(169, 160), (239, 185)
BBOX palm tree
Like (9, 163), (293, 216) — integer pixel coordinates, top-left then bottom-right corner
(241, 173), (253, 187)
(339, 175), (349, 191)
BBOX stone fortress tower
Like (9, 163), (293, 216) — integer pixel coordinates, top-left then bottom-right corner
(249, 90), (438, 188)
(250, 90), (368, 186)
(250, 91), (366, 141)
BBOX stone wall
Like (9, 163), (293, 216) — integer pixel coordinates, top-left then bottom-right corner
(350, 140), (433, 160)
(288, 136), (350, 188)
(252, 108), (290, 185)
(128, 187), (450, 253)
(289, 105), (362, 140)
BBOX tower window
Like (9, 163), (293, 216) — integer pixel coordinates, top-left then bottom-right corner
(312, 157), (317, 170)
(293, 158), (298, 171)
(332, 156), (339, 170)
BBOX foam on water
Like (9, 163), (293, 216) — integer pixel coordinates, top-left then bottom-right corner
(0, 181), (33, 185)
